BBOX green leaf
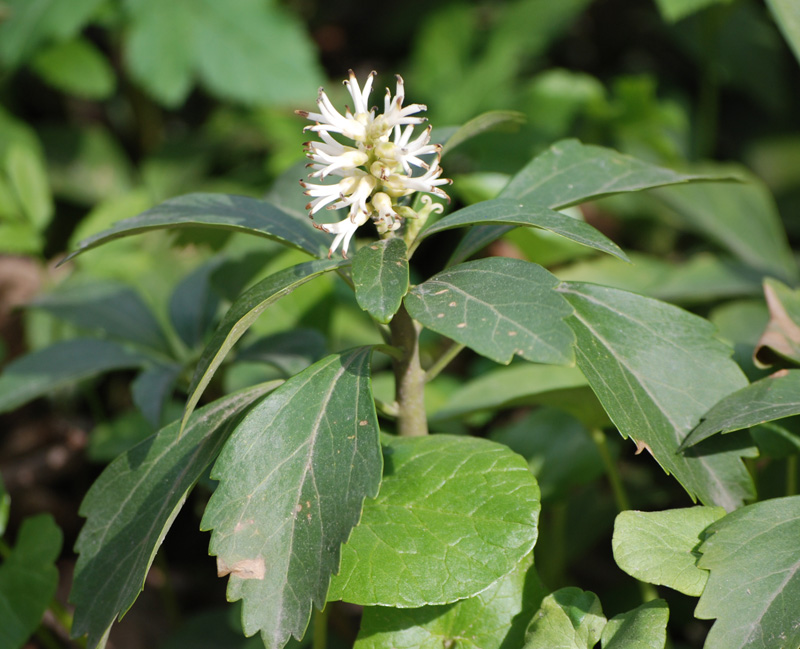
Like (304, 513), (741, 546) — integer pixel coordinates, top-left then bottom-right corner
(755, 278), (800, 367)
(766, 0), (800, 67)
(405, 258), (575, 365)
(0, 475), (9, 538)
(131, 364), (181, 429)
(5, 142), (53, 230)
(0, 514), (62, 649)
(182, 258), (347, 431)
(696, 496), (800, 649)
(30, 38), (116, 100)
(450, 139), (732, 264)
(70, 383), (276, 649)
(654, 0), (734, 22)
(440, 110), (526, 157)
(328, 434), (540, 607)
(237, 329), (327, 378)
(558, 282), (754, 510)
(169, 257), (226, 349)
(0, 339), (151, 414)
(201, 349), (382, 649)
(30, 281), (171, 354)
(419, 199), (628, 262)
(61, 193), (331, 264)
(523, 588), (606, 649)
(124, 0), (322, 107)
(682, 370), (800, 449)
(352, 238), (409, 324)
(612, 507), (726, 597)
(601, 600), (669, 649)
(654, 173), (798, 283)
(0, 0), (105, 69)
(354, 553), (546, 649)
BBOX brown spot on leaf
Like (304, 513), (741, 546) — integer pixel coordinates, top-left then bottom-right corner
(633, 439), (653, 456)
(457, 323), (467, 328)
(217, 557), (266, 580)
(448, 301), (457, 307)
(359, 420), (368, 426)
(754, 281), (800, 368)
(433, 289), (449, 295)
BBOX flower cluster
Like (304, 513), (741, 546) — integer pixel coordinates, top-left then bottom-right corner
(297, 70), (450, 257)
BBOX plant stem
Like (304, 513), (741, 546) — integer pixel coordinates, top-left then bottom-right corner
(425, 342), (465, 383)
(390, 304), (428, 436)
(312, 605), (328, 649)
(787, 455), (798, 497)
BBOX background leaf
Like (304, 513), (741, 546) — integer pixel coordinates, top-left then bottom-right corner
(354, 553), (546, 649)
(168, 257), (227, 349)
(328, 434), (540, 607)
(131, 364), (182, 429)
(0, 515), (62, 649)
(612, 507), (726, 596)
(754, 278), (800, 367)
(601, 600), (669, 649)
(237, 329), (327, 378)
(30, 38), (116, 100)
(0, 339), (151, 414)
(201, 349), (382, 649)
(70, 383), (276, 649)
(766, 0), (800, 67)
(696, 496), (800, 649)
(405, 258), (574, 365)
(352, 238), (409, 324)
(653, 0), (734, 23)
(558, 282), (754, 510)
(523, 587), (606, 649)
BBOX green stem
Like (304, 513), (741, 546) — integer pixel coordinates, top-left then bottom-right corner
(0, 538), (10, 558)
(425, 342), (465, 383)
(312, 605), (328, 649)
(787, 455), (798, 497)
(389, 304), (428, 436)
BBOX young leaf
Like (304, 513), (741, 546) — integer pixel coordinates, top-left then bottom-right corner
(755, 278), (800, 367)
(405, 258), (575, 366)
(612, 507), (726, 596)
(30, 281), (171, 354)
(418, 199), (628, 262)
(0, 515), (62, 649)
(327, 434), (540, 607)
(600, 600), (669, 649)
(0, 339), (151, 414)
(696, 496), (800, 649)
(682, 370), (800, 449)
(450, 139), (733, 263)
(61, 193), (330, 265)
(523, 588), (606, 649)
(201, 349), (382, 649)
(558, 282), (754, 510)
(70, 383), (277, 649)
(352, 238), (409, 324)
(354, 554), (546, 649)
(182, 258), (347, 431)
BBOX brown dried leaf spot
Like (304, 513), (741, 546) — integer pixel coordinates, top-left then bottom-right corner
(754, 281), (800, 368)
(217, 556), (266, 580)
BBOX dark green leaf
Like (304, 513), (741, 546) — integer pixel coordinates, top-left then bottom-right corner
(612, 507), (726, 596)
(352, 238), (409, 324)
(0, 515), (62, 649)
(30, 38), (116, 100)
(654, 0), (734, 22)
(169, 257), (227, 349)
(450, 139), (734, 264)
(183, 258), (347, 431)
(601, 600), (669, 649)
(696, 496), (800, 649)
(558, 282), (754, 510)
(354, 554), (545, 649)
(30, 281), (171, 354)
(61, 193), (330, 264)
(0, 339), (151, 414)
(523, 588), (606, 649)
(70, 383), (277, 649)
(405, 258), (575, 365)
(766, 0), (800, 67)
(201, 349), (382, 649)
(328, 434), (540, 607)
(237, 329), (327, 377)
(419, 199), (628, 262)
(682, 370), (800, 449)
(131, 364), (181, 429)
(441, 110), (526, 157)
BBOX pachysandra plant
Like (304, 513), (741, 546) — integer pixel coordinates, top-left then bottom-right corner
(2, 70), (797, 649)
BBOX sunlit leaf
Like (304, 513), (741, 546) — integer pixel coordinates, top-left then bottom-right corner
(201, 349), (382, 649)
(696, 496), (800, 649)
(523, 588), (605, 649)
(352, 238), (409, 324)
(558, 282), (754, 510)
(405, 258), (574, 365)
(601, 600), (669, 649)
(70, 384), (276, 649)
(328, 434), (540, 607)
(612, 507), (726, 596)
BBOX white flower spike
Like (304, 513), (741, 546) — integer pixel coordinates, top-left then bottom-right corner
(297, 70), (450, 258)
